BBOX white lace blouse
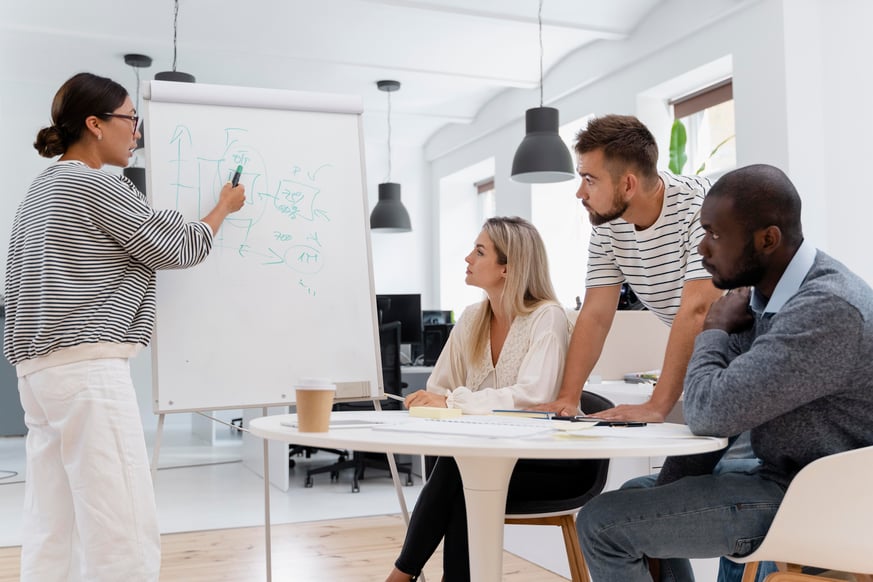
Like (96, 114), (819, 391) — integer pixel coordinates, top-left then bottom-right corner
(425, 301), (571, 414)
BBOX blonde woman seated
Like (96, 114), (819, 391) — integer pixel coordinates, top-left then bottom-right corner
(386, 216), (580, 582)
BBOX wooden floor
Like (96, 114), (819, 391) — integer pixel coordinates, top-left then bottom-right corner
(0, 514), (566, 581)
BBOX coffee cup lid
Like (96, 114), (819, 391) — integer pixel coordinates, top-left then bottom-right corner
(295, 378), (336, 390)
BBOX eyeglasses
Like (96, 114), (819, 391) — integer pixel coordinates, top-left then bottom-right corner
(102, 113), (140, 133)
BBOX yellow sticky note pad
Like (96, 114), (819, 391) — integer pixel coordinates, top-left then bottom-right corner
(409, 406), (463, 419)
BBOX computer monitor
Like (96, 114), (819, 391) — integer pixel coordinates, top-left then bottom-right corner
(422, 310), (453, 326)
(423, 323), (454, 366)
(376, 293), (422, 346)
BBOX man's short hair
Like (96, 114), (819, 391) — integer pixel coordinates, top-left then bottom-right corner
(709, 164), (804, 245)
(574, 115), (659, 182)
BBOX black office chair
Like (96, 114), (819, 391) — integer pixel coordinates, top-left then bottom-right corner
(304, 321), (414, 492)
(503, 390), (614, 582)
(289, 444), (348, 469)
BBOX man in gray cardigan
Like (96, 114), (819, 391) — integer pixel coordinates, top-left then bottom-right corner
(576, 164), (873, 581)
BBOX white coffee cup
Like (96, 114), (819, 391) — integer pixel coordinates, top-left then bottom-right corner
(295, 378), (336, 432)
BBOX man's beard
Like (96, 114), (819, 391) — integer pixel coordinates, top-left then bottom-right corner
(710, 239), (766, 290)
(587, 186), (628, 226)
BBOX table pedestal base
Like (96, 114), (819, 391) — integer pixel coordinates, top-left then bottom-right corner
(455, 456), (518, 582)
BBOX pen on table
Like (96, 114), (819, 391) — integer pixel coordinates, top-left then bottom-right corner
(553, 415), (646, 427)
(552, 415), (598, 423)
(385, 393), (406, 403)
(231, 164), (243, 187)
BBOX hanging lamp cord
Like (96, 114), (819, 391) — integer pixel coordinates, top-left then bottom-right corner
(171, 0), (180, 72)
(386, 89), (393, 182)
(134, 66), (141, 109)
(129, 63), (142, 164)
(538, 0), (544, 107)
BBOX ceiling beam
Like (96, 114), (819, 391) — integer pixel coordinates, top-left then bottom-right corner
(370, 109), (475, 124)
(356, 0), (630, 39)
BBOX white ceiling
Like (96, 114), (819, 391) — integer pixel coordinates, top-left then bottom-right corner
(0, 0), (664, 150)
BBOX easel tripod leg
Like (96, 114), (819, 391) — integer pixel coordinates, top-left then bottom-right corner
(150, 413), (165, 485)
(262, 408), (273, 582)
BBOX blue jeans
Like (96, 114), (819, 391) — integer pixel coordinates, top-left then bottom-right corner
(718, 557), (778, 582)
(577, 470), (785, 581)
(714, 453), (778, 582)
(616, 470), (776, 582)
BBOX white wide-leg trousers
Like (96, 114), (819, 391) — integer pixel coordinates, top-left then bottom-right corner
(18, 358), (160, 582)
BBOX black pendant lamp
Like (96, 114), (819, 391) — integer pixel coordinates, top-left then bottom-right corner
(370, 80), (412, 233)
(122, 53), (151, 194)
(510, 0), (574, 183)
(123, 167), (147, 194)
(155, 0), (196, 83)
(370, 182), (410, 232)
(123, 166), (147, 193)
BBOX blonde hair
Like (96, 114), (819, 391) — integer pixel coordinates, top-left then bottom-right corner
(469, 216), (558, 361)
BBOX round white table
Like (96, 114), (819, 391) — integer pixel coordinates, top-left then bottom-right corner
(250, 410), (727, 581)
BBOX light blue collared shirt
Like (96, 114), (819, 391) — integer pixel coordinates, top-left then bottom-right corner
(749, 239), (817, 316)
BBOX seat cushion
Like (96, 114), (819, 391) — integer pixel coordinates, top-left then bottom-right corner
(505, 458), (606, 514)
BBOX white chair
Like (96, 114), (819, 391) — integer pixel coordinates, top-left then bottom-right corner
(727, 445), (873, 582)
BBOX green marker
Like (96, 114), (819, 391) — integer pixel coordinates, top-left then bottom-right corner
(231, 164), (243, 187)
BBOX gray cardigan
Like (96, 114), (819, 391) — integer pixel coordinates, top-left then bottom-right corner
(684, 251), (873, 488)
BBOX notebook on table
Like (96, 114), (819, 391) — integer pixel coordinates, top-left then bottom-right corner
(371, 415), (553, 439)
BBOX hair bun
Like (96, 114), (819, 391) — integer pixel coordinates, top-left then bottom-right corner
(34, 125), (67, 158)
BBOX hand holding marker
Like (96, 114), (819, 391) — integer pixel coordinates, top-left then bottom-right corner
(216, 165), (246, 215)
(231, 164), (243, 187)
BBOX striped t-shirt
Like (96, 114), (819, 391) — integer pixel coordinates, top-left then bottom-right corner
(3, 160), (213, 368)
(586, 171), (711, 325)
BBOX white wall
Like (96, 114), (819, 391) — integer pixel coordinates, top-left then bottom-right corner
(0, 79), (61, 279)
(367, 137), (435, 306)
(437, 157), (493, 317)
(790, 0), (873, 284)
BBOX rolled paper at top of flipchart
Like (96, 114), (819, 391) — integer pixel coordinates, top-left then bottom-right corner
(144, 80), (364, 114)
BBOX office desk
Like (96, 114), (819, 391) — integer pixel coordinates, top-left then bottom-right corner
(250, 411), (726, 581)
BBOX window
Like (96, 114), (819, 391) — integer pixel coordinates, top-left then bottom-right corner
(671, 79), (736, 178)
(531, 114), (593, 308)
(438, 158), (495, 316)
(475, 177), (496, 220)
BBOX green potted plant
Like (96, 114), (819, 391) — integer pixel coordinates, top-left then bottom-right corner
(668, 118), (734, 175)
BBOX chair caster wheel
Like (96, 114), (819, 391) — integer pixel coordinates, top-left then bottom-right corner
(352, 485), (360, 493)
(304, 477), (313, 488)
(330, 472), (339, 482)
(405, 476), (413, 486)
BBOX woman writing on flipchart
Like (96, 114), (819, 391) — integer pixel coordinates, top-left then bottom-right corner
(2, 72), (245, 582)
(386, 216), (574, 582)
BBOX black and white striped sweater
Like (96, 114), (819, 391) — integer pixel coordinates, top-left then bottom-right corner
(3, 160), (213, 370)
